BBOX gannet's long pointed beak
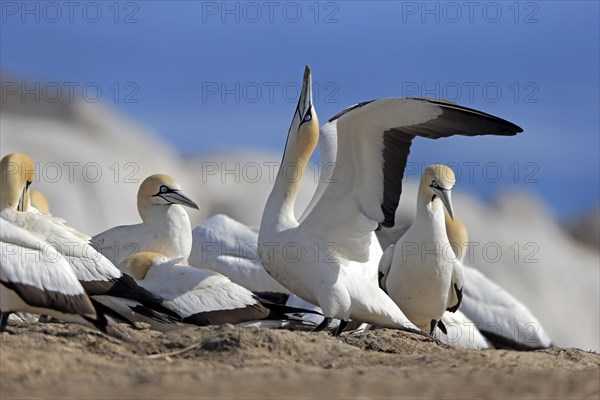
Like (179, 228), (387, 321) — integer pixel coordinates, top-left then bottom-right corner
(297, 65), (313, 123)
(438, 189), (454, 221)
(161, 190), (200, 210)
(18, 187), (26, 212)
(18, 183), (30, 212)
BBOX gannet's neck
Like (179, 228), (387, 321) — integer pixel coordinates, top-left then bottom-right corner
(415, 190), (447, 234)
(138, 203), (188, 226)
(262, 141), (311, 233)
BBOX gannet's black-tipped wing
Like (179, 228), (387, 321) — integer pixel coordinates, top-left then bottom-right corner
(2, 209), (180, 320)
(300, 98), (522, 262)
(0, 219), (97, 320)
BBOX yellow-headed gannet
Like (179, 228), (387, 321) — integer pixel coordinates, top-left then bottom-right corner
(91, 174), (199, 265)
(379, 165), (464, 333)
(0, 153), (104, 331)
(259, 66), (522, 336)
(0, 154), (179, 328)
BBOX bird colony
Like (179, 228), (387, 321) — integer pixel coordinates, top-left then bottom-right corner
(0, 66), (552, 351)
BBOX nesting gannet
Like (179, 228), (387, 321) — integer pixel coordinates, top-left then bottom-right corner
(119, 252), (319, 330)
(0, 154), (179, 327)
(379, 165), (464, 333)
(443, 215), (552, 350)
(0, 153), (105, 330)
(258, 66), (522, 336)
(91, 174), (199, 266)
(0, 220), (103, 330)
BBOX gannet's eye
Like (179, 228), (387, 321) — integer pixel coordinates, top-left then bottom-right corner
(160, 186), (168, 193)
(304, 113), (312, 122)
(431, 181), (439, 188)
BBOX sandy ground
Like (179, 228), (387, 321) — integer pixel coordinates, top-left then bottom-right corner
(1, 321), (598, 400)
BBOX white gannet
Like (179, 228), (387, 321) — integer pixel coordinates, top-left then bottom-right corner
(119, 252), (318, 330)
(444, 215), (552, 350)
(191, 104), (382, 332)
(91, 174), (199, 265)
(0, 153), (106, 331)
(379, 165), (464, 333)
(258, 66), (522, 336)
(0, 154), (179, 327)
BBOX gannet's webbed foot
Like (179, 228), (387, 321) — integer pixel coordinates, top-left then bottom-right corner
(312, 317), (333, 332)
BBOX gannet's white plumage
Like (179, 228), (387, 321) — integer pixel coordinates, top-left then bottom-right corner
(258, 67), (522, 334)
(91, 174), (199, 265)
(436, 309), (491, 349)
(0, 153), (98, 329)
(189, 214), (290, 295)
(191, 106), (382, 331)
(380, 165), (464, 333)
(461, 266), (552, 349)
(119, 252), (311, 330)
(189, 118), (383, 301)
(23, 188), (91, 241)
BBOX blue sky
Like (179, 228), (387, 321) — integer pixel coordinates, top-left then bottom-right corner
(1, 1), (599, 219)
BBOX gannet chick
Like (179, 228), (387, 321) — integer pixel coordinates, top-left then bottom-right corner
(119, 252), (319, 330)
(379, 165), (464, 333)
(0, 153), (102, 331)
(0, 154), (180, 327)
(91, 174), (199, 265)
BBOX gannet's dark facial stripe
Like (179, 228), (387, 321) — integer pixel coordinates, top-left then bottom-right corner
(153, 185), (178, 198)
(429, 180), (450, 191)
(298, 107), (313, 130)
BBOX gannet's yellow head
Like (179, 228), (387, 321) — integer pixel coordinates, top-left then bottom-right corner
(284, 65), (319, 168)
(420, 164), (456, 219)
(119, 251), (168, 280)
(28, 189), (50, 215)
(0, 153), (35, 211)
(137, 174), (199, 217)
